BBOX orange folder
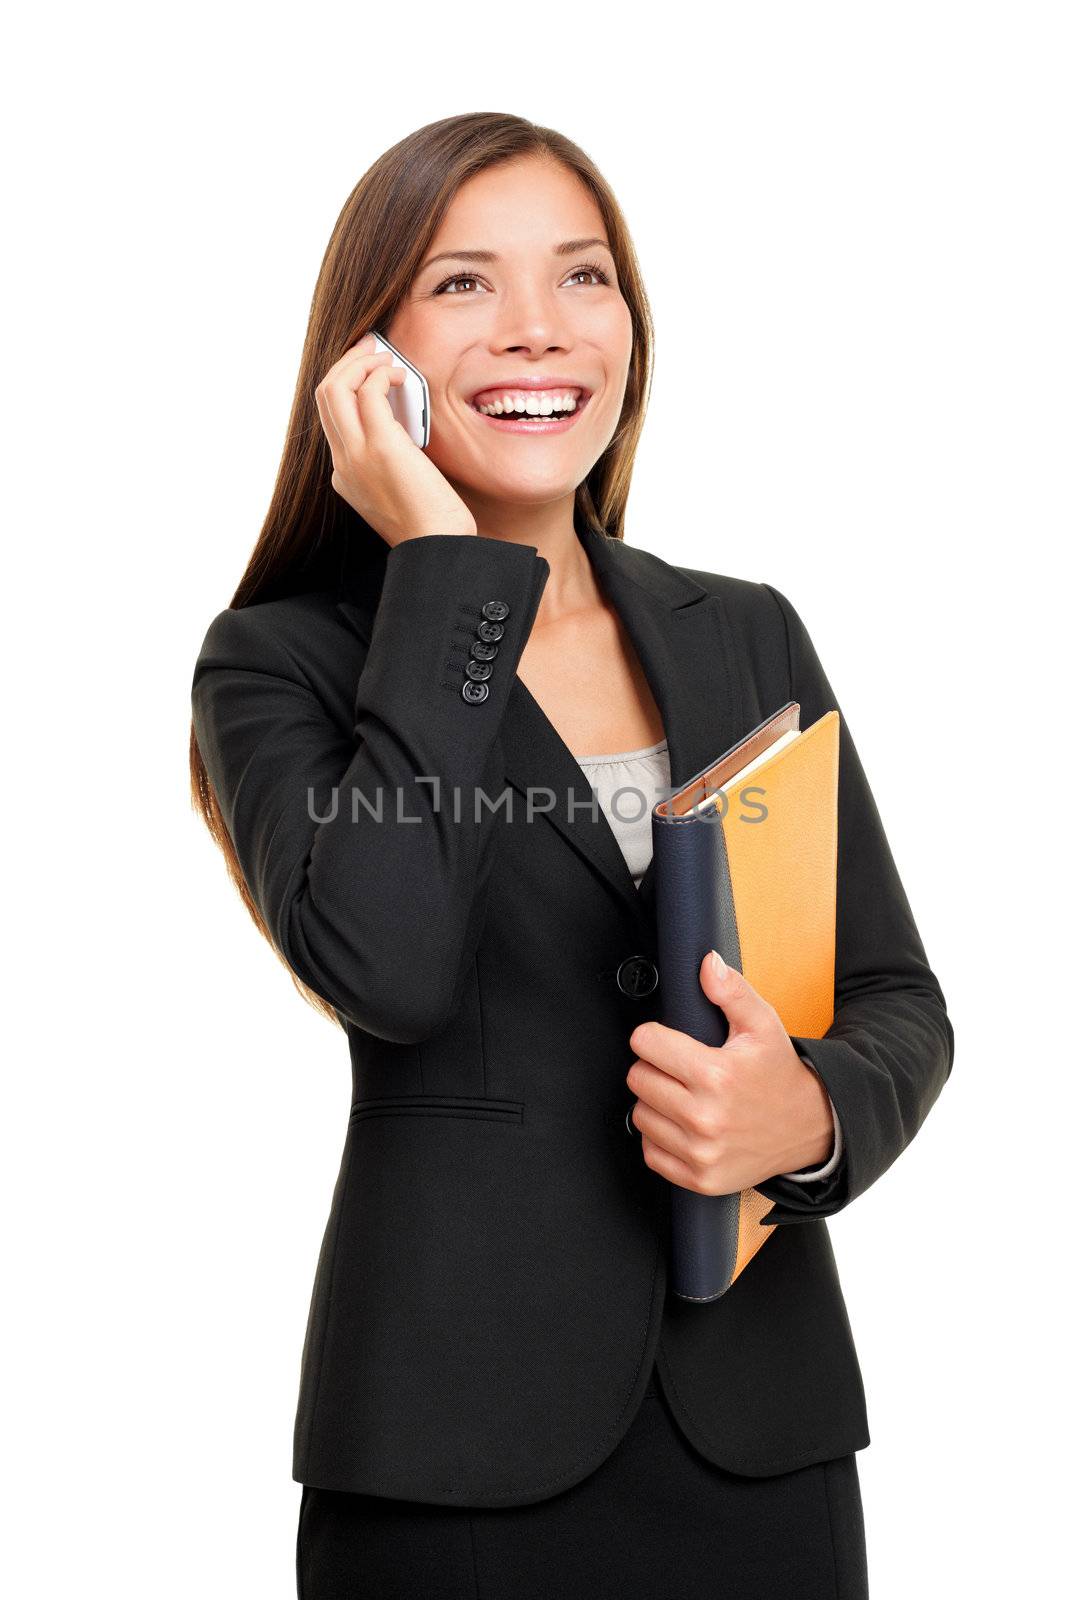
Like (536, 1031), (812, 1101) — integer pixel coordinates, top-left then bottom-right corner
(650, 702), (840, 1301)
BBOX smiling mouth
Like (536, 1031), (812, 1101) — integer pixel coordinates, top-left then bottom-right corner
(466, 390), (593, 434)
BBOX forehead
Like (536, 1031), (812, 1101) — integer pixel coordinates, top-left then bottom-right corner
(426, 158), (608, 259)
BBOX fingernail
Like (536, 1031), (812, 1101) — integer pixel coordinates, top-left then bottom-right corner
(710, 949), (727, 979)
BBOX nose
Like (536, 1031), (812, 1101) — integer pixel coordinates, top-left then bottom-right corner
(489, 279), (574, 358)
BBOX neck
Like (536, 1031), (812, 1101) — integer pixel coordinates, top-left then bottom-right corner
(456, 489), (601, 626)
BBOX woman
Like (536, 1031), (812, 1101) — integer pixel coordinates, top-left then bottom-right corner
(190, 113), (952, 1599)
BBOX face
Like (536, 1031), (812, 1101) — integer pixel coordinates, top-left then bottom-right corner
(385, 155), (633, 510)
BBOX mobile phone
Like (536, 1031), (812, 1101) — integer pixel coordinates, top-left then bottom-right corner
(369, 330), (431, 448)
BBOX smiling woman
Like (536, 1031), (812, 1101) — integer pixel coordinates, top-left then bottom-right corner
(185, 109), (949, 1600)
(378, 155), (637, 534)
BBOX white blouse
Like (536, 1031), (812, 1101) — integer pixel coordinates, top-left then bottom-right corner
(574, 736), (672, 889)
(574, 737), (843, 1184)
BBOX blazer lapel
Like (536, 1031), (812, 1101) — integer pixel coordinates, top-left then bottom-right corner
(335, 520), (745, 930)
(500, 519), (744, 928)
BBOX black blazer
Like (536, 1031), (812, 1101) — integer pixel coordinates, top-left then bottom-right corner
(191, 515), (954, 1506)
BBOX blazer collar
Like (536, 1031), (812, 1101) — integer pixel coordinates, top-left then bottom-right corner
(336, 518), (744, 931)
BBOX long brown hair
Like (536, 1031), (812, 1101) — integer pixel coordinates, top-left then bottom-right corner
(189, 111), (656, 1024)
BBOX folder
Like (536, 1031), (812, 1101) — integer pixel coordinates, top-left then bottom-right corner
(649, 702), (840, 1302)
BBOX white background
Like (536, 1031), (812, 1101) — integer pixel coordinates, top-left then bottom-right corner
(5, 3), (1064, 1595)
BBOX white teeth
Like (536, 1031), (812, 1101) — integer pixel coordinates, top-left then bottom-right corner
(474, 391), (581, 417)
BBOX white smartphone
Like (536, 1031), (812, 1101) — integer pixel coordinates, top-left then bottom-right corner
(369, 330), (431, 448)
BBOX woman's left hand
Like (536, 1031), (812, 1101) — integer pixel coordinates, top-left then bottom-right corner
(626, 949), (835, 1194)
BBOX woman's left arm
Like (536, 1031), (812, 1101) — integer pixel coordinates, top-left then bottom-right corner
(752, 583), (955, 1226)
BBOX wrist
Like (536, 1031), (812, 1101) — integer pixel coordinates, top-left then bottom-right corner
(407, 519), (478, 542)
(794, 1051), (835, 1168)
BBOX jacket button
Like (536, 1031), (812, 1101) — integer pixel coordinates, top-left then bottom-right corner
(482, 599), (510, 622)
(465, 659), (493, 682)
(471, 640), (498, 661)
(624, 1105), (639, 1136)
(616, 955), (658, 998)
(462, 680), (489, 703)
(477, 619), (505, 643)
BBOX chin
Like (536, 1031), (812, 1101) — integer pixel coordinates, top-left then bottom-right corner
(475, 469), (587, 505)
(436, 449), (583, 505)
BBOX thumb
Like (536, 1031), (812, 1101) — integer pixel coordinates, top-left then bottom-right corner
(700, 949), (768, 1038)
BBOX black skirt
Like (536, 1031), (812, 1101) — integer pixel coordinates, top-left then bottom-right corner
(296, 1365), (869, 1599)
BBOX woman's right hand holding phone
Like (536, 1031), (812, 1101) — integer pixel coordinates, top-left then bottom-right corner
(315, 334), (477, 548)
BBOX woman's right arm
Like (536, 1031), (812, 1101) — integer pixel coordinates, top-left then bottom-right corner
(192, 532), (549, 1042)
(191, 335), (550, 1042)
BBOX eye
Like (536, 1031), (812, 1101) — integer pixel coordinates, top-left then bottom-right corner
(433, 274), (487, 296)
(431, 261), (614, 296)
(565, 262), (613, 288)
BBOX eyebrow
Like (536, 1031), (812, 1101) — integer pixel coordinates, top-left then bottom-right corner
(417, 237), (612, 274)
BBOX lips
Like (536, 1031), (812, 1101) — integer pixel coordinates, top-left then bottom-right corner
(466, 396), (590, 435)
(467, 380), (592, 409)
